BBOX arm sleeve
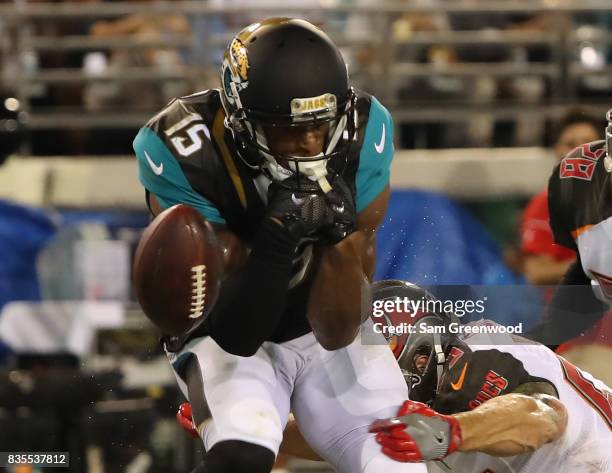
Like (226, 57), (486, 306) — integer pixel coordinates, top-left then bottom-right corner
(355, 96), (394, 212)
(528, 255), (607, 346)
(205, 219), (299, 357)
(133, 126), (225, 223)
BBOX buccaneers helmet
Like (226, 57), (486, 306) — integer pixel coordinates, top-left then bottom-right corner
(372, 280), (460, 406)
(220, 18), (356, 191)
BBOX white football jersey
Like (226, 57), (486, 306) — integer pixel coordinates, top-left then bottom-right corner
(548, 140), (612, 305)
(427, 323), (612, 473)
(575, 218), (612, 305)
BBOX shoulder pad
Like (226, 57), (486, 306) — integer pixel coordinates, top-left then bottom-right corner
(133, 92), (226, 224)
(144, 93), (219, 162)
(557, 140), (606, 182)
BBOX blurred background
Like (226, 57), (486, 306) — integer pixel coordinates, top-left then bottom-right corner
(0, 1), (610, 472)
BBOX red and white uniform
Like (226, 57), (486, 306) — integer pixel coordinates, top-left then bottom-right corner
(427, 322), (612, 473)
(549, 140), (612, 305)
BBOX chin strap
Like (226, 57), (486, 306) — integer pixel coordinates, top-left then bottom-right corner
(433, 332), (446, 395)
(253, 113), (350, 194)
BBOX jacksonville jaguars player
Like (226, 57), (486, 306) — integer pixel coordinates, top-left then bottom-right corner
(529, 109), (612, 346)
(134, 18), (420, 473)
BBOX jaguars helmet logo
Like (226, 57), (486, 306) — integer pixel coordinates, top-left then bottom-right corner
(228, 38), (249, 82)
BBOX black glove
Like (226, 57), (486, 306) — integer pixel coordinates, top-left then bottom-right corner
(320, 174), (357, 245)
(266, 176), (334, 243)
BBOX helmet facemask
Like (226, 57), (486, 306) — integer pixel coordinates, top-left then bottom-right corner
(219, 18), (357, 193)
(225, 84), (357, 193)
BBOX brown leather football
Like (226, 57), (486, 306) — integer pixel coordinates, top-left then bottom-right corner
(133, 204), (222, 336)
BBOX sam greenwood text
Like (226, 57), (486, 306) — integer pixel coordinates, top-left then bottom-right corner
(372, 322), (524, 335)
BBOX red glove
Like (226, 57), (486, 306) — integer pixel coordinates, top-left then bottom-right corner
(370, 400), (462, 462)
(176, 402), (199, 438)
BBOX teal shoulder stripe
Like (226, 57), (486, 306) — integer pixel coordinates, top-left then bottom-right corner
(133, 127), (225, 224)
(355, 96), (394, 212)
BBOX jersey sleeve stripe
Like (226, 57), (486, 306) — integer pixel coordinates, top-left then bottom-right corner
(571, 224), (593, 240)
(212, 109), (247, 209)
(559, 356), (612, 429)
(133, 127), (226, 224)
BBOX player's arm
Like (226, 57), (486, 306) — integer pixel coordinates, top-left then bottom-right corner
(370, 388), (566, 463)
(443, 351), (567, 456)
(307, 97), (394, 351)
(454, 388), (567, 456)
(307, 185), (390, 350)
(136, 126), (300, 356)
(150, 193), (300, 356)
(372, 349), (567, 462)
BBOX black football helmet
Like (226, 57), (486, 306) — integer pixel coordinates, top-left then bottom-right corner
(372, 280), (460, 406)
(220, 18), (356, 190)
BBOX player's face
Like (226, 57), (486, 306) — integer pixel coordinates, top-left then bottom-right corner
(263, 122), (330, 168)
(554, 123), (600, 160)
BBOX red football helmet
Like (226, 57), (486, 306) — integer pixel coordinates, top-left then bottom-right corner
(371, 280), (458, 406)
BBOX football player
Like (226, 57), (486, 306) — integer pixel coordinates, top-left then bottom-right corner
(369, 280), (611, 473)
(181, 281), (608, 471)
(529, 109), (611, 346)
(134, 18), (419, 473)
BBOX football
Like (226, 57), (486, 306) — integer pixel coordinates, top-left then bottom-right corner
(133, 204), (223, 336)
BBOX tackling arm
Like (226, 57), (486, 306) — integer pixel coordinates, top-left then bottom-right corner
(455, 389), (567, 456)
(307, 186), (390, 350)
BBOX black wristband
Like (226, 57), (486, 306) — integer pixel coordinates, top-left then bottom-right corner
(205, 218), (300, 357)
